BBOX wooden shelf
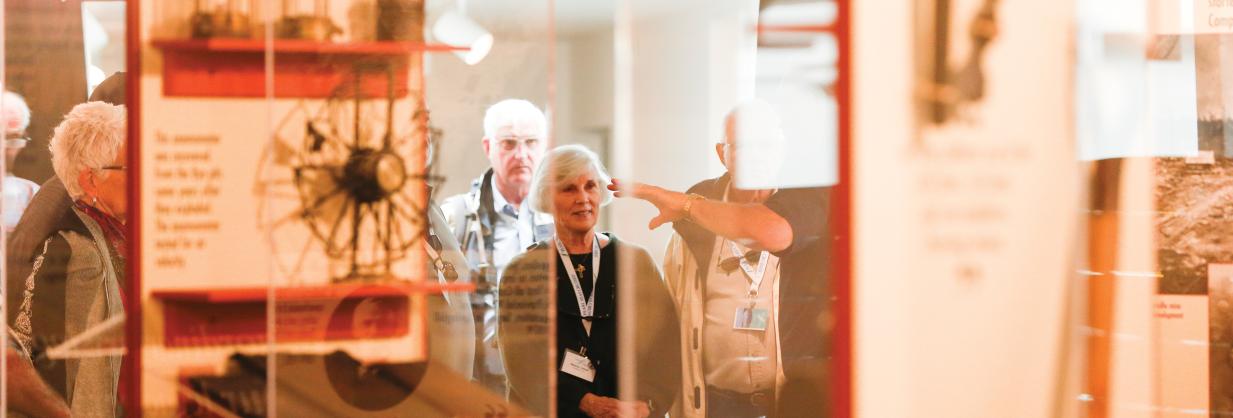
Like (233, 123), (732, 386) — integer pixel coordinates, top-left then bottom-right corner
(151, 39), (465, 98)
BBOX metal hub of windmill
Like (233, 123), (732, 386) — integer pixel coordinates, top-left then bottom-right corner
(340, 148), (407, 204)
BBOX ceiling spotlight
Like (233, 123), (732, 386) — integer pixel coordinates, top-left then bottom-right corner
(432, 10), (493, 65)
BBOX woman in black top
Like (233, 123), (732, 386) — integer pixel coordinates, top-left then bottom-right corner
(499, 145), (680, 418)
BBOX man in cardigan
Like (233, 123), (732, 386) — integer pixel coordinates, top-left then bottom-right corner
(611, 100), (831, 418)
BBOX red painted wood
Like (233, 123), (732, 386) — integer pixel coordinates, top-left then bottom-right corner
(831, 0), (852, 417)
(151, 39), (463, 98)
(126, 0), (143, 413)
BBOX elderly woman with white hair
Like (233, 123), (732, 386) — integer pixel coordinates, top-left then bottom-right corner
(11, 101), (127, 417)
(498, 145), (680, 418)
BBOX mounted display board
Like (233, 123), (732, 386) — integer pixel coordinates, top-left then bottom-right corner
(130, 2), (452, 415)
(856, 0), (1077, 416)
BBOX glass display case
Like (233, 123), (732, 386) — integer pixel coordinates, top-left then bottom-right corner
(0, 0), (847, 416)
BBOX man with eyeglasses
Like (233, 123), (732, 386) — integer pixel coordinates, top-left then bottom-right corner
(441, 98), (553, 396)
(0, 90), (73, 418)
(2, 91), (39, 234)
(612, 100), (831, 418)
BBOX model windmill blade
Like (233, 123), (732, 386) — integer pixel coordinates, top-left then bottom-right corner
(261, 69), (426, 281)
(308, 121), (330, 152)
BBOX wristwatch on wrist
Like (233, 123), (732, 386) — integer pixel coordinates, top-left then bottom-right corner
(682, 193), (706, 220)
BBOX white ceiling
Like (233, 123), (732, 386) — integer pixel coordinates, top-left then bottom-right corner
(431, 0), (722, 38)
(430, 0), (834, 39)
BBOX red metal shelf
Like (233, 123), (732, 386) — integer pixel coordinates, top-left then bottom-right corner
(152, 281), (475, 303)
(152, 282), (474, 348)
(151, 39), (464, 98)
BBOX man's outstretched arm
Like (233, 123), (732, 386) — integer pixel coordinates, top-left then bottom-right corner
(609, 179), (792, 252)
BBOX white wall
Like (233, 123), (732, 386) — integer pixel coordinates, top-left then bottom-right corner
(606, 3), (752, 261)
(558, 30), (612, 161)
(568, 31), (614, 133)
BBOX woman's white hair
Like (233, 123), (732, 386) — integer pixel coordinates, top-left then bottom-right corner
(528, 144), (613, 214)
(49, 102), (125, 199)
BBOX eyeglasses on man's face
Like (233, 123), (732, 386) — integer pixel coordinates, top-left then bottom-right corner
(496, 137), (542, 152)
(4, 137), (30, 148)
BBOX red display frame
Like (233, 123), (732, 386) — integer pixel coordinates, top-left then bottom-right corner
(124, 0), (143, 414)
(150, 39), (463, 98)
(833, 0), (852, 416)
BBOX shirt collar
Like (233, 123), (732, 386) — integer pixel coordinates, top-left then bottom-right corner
(489, 176), (519, 218)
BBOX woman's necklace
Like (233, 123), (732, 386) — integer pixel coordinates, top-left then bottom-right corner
(568, 253), (589, 276)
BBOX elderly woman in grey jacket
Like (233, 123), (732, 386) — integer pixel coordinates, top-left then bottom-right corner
(10, 101), (128, 417)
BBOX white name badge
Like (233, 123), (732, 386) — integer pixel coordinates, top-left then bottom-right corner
(733, 306), (770, 331)
(561, 349), (596, 382)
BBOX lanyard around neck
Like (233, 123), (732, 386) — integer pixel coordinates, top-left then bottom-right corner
(727, 241), (769, 296)
(554, 232), (602, 323)
(721, 184), (770, 296)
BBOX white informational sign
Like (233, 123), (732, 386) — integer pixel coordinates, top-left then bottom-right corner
(1076, 0), (1200, 160)
(856, 0), (1077, 417)
(1197, 0), (1233, 34)
(1155, 293), (1210, 418)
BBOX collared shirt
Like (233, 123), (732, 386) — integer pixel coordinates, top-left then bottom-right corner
(701, 236), (781, 393)
(3, 174), (38, 234)
(488, 179), (538, 276)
